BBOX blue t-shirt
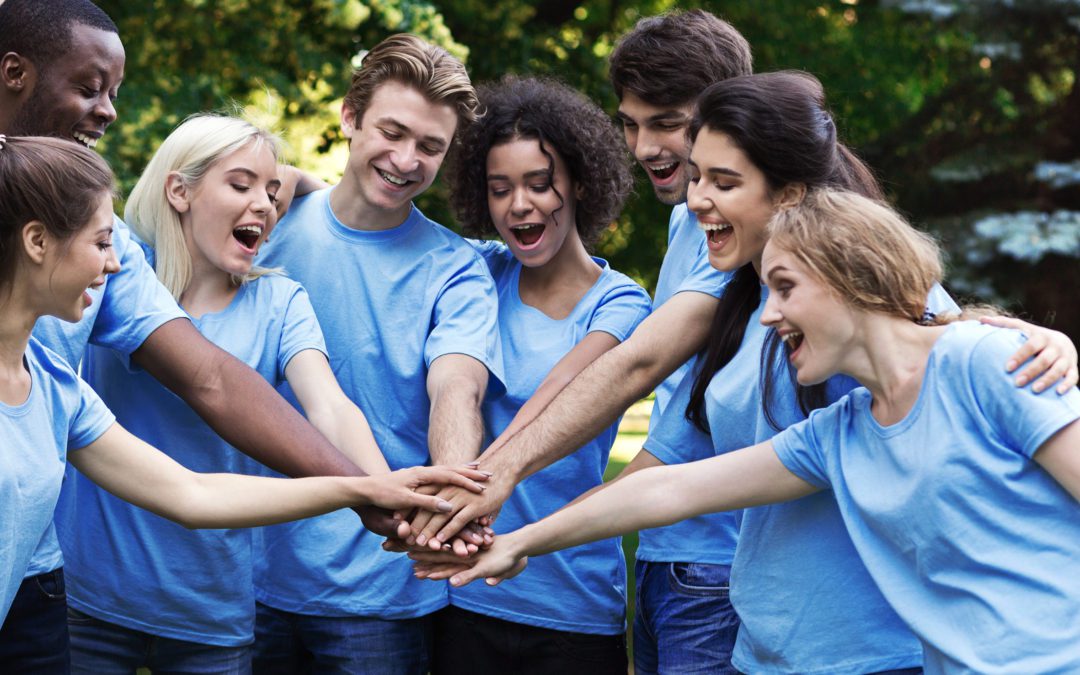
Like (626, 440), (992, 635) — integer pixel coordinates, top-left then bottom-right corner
(635, 204), (736, 564)
(450, 241), (652, 634)
(649, 288), (921, 674)
(1, 339), (114, 622)
(252, 188), (504, 617)
(773, 322), (1080, 675)
(55, 273), (325, 646)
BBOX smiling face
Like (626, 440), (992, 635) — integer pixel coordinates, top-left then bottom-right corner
(9, 24), (125, 148)
(176, 142), (280, 280)
(339, 80), (458, 228)
(616, 92), (694, 205)
(486, 137), (581, 268)
(760, 239), (857, 385)
(686, 128), (779, 275)
(41, 192), (119, 322)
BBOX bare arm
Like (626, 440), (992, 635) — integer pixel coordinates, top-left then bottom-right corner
(286, 349), (391, 475)
(1033, 419), (1080, 502)
(70, 424), (489, 529)
(414, 441), (818, 586)
(427, 353), (490, 466)
(413, 292), (718, 545)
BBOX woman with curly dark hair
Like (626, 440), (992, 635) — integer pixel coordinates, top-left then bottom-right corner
(430, 75), (652, 673)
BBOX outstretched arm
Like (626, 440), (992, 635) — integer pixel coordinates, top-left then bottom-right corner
(411, 291), (718, 546)
(71, 424), (490, 529)
(133, 320), (399, 534)
(413, 441), (817, 586)
(980, 316), (1078, 394)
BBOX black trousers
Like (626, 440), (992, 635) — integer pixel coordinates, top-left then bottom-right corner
(432, 605), (628, 675)
(0, 568), (70, 674)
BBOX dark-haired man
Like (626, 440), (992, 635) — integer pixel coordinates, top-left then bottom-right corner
(0, 1), (399, 669)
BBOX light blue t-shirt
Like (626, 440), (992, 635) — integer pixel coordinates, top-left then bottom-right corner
(55, 273), (326, 646)
(773, 322), (1080, 675)
(635, 204), (736, 564)
(252, 188), (504, 617)
(450, 241), (652, 634)
(26, 218), (185, 578)
(648, 288), (921, 674)
(1, 339), (114, 622)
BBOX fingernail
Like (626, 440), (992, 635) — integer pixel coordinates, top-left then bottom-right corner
(483, 527), (494, 535)
(416, 535), (427, 546)
(481, 471), (494, 477)
(465, 461), (480, 467)
(1015, 376), (1028, 386)
(1006, 360), (1018, 371)
(438, 500), (453, 512)
(450, 577), (460, 586)
(442, 543), (452, 551)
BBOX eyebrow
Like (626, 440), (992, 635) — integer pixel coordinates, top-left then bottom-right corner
(225, 167), (282, 188)
(615, 110), (689, 124)
(486, 169), (552, 182)
(765, 265), (790, 282)
(376, 117), (448, 149)
(686, 158), (743, 179)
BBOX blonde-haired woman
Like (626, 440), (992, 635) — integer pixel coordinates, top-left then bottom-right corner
(420, 189), (1080, 675)
(55, 114), (397, 672)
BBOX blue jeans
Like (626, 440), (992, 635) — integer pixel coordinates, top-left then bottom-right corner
(253, 602), (431, 675)
(67, 607), (251, 674)
(0, 568), (70, 674)
(633, 560), (740, 675)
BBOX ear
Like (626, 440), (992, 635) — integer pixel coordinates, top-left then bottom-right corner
(574, 181), (585, 200)
(1, 51), (33, 93)
(340, 104), (359, 140)
(774, 182), (807, 210)
(21, 220), (49, 264)
(164, 172), (192, 214)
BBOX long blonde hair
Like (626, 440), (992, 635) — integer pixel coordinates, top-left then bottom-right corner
(125, 114), (281, 300)
(767, 188), (945, 324)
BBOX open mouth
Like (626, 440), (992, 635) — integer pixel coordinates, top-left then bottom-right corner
(647, 161), (678, 181)
(781, 331), (805, 359)
(232, 225), (262, 251)
(73, 131), (99, 148)
(699, 221), (733, 248)
(377, 168), (414, 188)
(509, 223), (546, 248)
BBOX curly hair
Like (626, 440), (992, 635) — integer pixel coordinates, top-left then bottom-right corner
(448, 76), (633, 248)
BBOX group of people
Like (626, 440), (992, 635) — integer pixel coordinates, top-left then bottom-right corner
(1, 1), (1078, 674)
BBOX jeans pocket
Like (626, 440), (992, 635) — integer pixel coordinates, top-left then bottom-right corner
(34, 568), (66, 601)
(667, 562), (731, 598)
(66, 606), (97, 626)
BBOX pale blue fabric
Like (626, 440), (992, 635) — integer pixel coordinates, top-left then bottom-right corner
(773, 321), (1080, 674)
(649, 288), (922, 674)
(635, 204), (736, 565)
(56, 272), (325, 647)
(252, 188), (503, 617)
(0, 338), (113, 622)
(450, 240), (651, 634)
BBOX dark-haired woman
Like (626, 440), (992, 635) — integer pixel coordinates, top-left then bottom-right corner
(428, 76), (651, 674)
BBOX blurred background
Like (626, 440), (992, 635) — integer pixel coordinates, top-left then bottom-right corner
(96, 0), (1080, 341)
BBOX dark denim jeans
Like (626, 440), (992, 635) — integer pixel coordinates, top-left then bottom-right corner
(633, 560), (740, 675)
(0, 568), (70, 674)
(431, 605), (627, 675)
(252, 602), (430, 675)
(67, 607), (251, 674)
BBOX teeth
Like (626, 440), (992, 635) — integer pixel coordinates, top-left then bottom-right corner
(781, 331), (803, 345)
(234, 225), (262, 235)
(649, 161), (676, 170)
(509, 224), (544, 231)
(698, 222), (732, 233)
(73, 131), (98, 148)
(378, 169), (408, 186)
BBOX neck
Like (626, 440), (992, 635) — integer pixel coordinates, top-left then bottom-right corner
(517, 228), (601, 320)
(0, 288), (39, 378)
(329, 182), (412, 231)
(841, 313), (946, 424)
(180, 252), (237, 318)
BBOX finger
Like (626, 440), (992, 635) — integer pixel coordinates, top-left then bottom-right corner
(1058, 365), (1079, 394)
(435, 507), (481, 545)
(449, 566), (487, 587)
(979, 315), (1024, 330)
(418, 511), (455, 547)
(1013, 344), (1054, 387)
(382, 539), (408, 553)
(395, 519), (412, 540)
(415, 563), (470, 581)
(451, 538), (470, 558)
(408, 509), (436, 545)
(414, 467), (486, 493)
(407, 549), (468, 564)
(1030, 358), (1069, 394)
(1004, 334), (1045, 375)
(408, 494), (454, 515)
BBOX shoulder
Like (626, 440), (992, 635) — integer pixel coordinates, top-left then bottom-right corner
(594, 262), (652, 307)
(935, 321), (1020, 374)
(466, 238), (514, 275)
(27, 337), (82, 388)
(276, 188), (331, 231)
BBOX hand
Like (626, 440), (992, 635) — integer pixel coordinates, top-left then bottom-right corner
(406, 476), (511, 549)
(383, 527), (490, 557)
(981, 316), (1079, 393)
(357, 505), (402, 537)
(273, 165), (301, 224)
(362, 465), (489, 513)
(411, 535), (528, 587)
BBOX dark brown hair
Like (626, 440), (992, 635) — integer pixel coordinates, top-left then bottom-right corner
(0, 0), (117, 75)
(449, 76), (633, 248)
(0, 136), (114, 286)
(683, 72), (883, 433)
(609, 9), (752, 107)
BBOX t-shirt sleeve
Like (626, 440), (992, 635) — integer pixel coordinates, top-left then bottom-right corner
(586, 280), (652, 343)
(965, 328), (1080, 459)
(68, 377), (116, 451)
(424, 259), (506, 392)
(673, 246), (730, 298)
(89, 220), (186, 357)
(771, 405), (842, 489)
(926, 282), (960, 316)
(276, 282), (329, 381)
(644, 371), (716, 466)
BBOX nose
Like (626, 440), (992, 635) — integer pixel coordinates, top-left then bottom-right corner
(760, 290), (781, 327)
(634, 127), (662, 162)
(104, 243), (121, 275)
(686, 177), (708, 214)
(391, 142), (420, 175)
(94, 94), (117, 126)
(510, 187), (532, 217)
